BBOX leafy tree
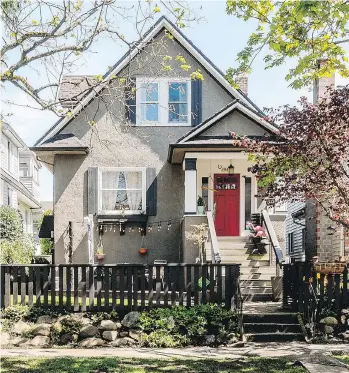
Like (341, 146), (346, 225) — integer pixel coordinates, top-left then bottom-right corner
(39, 209), (53, 255)
(231, 86), (349, 228)
(0, 205), (23, 240)
(0, 206), (35, 264)
(1, 0), (202, 118)
(226, 0), (349, 88)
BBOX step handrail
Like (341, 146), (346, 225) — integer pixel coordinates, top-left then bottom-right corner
(261, 209), (283, 276)
(206, 210), (221, 263)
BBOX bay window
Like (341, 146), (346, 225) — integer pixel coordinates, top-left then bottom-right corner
(136, 78), (191, 126)
(99, 168), (146, 214)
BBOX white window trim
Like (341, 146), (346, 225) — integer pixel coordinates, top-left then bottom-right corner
(98, 167), (147, 215)
(136, 77), (191, 127)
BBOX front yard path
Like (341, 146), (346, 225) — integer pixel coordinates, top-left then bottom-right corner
(2, 342), (349, 359)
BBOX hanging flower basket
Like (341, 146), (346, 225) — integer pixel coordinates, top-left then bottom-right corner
(313, 262), (346, 275)
(95, 253), (105, 261)
(139, 247), (147, 255)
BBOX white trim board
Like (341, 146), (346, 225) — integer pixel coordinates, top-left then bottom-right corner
(35, 17), (253, 146)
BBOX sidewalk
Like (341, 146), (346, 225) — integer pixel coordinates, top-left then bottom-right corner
(1, 342), (349, 360)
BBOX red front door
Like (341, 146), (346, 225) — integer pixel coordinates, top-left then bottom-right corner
(214, 174), (240, 236)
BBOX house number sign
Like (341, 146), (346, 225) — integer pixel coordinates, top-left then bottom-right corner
(218, 164), (228, 172)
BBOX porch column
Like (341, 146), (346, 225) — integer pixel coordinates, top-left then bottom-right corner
(184, 158), (197, 214)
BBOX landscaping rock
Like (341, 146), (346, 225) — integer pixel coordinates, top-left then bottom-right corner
(323, 325), (334, 334)
(99, 320), (119, 331)
(102, 331), (118, 341)
(121, 311), (140, 328)
(13, 320), (31, 335)
(11, 336), (29, 346)
(118, 331), (129, 338)
(30, 335), (50, 347)
(59, 333), (77, 345)
(230, 341), (245, 348)
(31, 323), (51, 336)
(341, 309), (349, 315)
(37, 315), (56, 324)
(320, 316), (338, 326)
(79, 337), (105, 348)
(79, 325), (99, 339)
(0, 332), (10, 345)
(203, 334), (216, 346)
(339, 331), (349, 341)
(111, 337), (135, 347)
(129, 329), (142, 341)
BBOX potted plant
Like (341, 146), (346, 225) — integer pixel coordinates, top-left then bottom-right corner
(246, 221), (268, 254)
(197, 196), (205, 214)
(95, 246), (105, 261)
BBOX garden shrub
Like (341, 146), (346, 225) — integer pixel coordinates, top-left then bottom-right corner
(25, 307), (67, 323)
(0, 206), (23, 240)
(137, 304), (238, 347)
(1, 304), (31, 332)
(84, 310), (119, 325)
(0, 235), (35, 264)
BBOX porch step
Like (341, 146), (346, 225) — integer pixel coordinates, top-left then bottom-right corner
(242, 293), (273, 302)
(244, 323), (301, 334)
(240, 286), (272, 295)
(241, 279), (272, 287)
(245, 332), (304, 342)
(243, 310), (303, 342)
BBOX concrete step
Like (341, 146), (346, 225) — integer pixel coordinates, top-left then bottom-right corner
(239, 261), (271, 268)
(245, 333), (304, 342)
(244, 323), (302, 334)
(240, 274), (274, 281)
(242, 293), (274, 302)
(241, 279), (272, 287)
(241, 287), (272, 295)
(217, 255), (269, 262)
(244, 313), (299, 324)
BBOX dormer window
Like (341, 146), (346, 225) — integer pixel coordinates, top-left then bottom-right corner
(136, 78), (191, 126)
(19, 163), (29, 177)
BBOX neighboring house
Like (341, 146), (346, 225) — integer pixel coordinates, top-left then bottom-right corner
(285, 69), (347, 263)
(32, 17), (285, 268)
(1, 123), (41, 238)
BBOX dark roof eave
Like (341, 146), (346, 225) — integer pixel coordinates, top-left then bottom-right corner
(30, 147), (89, 154)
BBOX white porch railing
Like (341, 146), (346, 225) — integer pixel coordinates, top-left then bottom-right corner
(206, 210), (221, 263)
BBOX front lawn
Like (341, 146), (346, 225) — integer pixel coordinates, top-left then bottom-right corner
(1, 357), (307, 373)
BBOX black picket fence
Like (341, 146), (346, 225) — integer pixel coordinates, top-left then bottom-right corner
(0, 263), (240, 312)
(283, 263), (349, 318)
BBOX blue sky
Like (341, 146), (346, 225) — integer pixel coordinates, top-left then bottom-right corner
(4, 1), (348, 201)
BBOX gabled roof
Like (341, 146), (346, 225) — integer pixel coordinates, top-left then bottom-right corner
(35, 16), (262, 146)
(176, 100), (278, 145)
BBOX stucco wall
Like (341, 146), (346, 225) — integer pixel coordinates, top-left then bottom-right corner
(53, 29), (235, 264)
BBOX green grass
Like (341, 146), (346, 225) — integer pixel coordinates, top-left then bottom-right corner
(335, 355), (349, 365)
(0, 357), (307, 373)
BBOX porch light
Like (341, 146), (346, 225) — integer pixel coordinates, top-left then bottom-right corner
(227, 163), (234, 175)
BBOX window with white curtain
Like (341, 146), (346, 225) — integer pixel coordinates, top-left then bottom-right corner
(136, 78), (190, 126)
(99, 168), (146, 214)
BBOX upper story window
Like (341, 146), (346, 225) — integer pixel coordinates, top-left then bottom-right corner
(7, 141), (12, 173)
(287, 232), (294, 254)
(33, 166), (39, 183)
(136, 78), (190, 126)
(99, 168), (146, 214)
(19, 163), (29, 177)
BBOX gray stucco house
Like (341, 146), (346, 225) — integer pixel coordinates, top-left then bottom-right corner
(32, 17), (284, 270)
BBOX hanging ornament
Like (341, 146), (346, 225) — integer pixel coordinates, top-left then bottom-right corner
(157, 222), (161, 231)
(148, 225), (152, 232)
(167, 220), (172, 230)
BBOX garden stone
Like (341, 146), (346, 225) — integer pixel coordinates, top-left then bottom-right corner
(320, 316), (338, 326)
(11, 336), (29, 346)
(99, 320), (118, 331)
(59, 333), (77, 345)
(341, 309), (349, 315)
(30, 335), (50, 347)
(102, 331), (118, 341)
(339, 332), (349, 341)
(79, 337), (105, 348)
(37, 315), (56, 324)
(341, 315), (347, 324)
(79, 325), (99, 339)
(323, 325), (334, 334)
(31, 323), (51, 336)
(13, 320), (31, 335)
(0, 332), (10, 345)
(111, 337), (135, 347)
(129, 329), (142, 341)
(230, 341), (245, 348)
(118, 331), (129, 338)
(203, 334), (216, 346)
(121, 312), (140, 328)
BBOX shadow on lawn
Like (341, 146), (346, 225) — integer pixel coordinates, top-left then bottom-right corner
(1, 357), (307, 373)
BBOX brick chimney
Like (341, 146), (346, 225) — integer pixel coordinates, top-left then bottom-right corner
(313, 60), (335, 103)
(235, 73), (248, 96)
